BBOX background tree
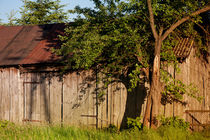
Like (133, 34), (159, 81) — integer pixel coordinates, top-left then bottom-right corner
(7, 10), (17, 25)
(16, 0), (68, 25)
(0, 18), (2, 25)
(57, 0), (209, 128)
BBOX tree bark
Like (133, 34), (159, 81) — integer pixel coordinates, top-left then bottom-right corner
(150, 37), (162, 128)
(143, 37), (162, 128)
(143, 93), (151, 127)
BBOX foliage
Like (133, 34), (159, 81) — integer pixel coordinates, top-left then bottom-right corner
(57, 0), (208, 90)
(127, 117), (143, 130)
(16, 0), (68, 25)
(0, 120), (15, 129)
(0, 18), (2, 25)
(159, 116), (190, 130)
(160, 68), (202, 105)
(103, 124), (119, 133)
(57, 0), (152, 89)
(7, 10), (17, 26)
(0, 120), (9, 128)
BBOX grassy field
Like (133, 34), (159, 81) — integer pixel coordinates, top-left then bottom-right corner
(0, 121), (209, 140)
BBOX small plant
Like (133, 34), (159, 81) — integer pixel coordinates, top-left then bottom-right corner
(159, 116), (190, 130)
(127, 117), (143, 130)
(103, 124), (119, 133)
(0, 120), (9, 128)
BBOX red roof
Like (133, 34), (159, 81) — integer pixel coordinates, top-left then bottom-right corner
(0, 23), (194, 66)
(173, 38), (194, 59)
(0, 24), (65, 66)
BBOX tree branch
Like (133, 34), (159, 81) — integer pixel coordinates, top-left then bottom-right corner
(162, 5), (210, 41)
(191, 19), (210, 35)
(147, 0), (158, 40)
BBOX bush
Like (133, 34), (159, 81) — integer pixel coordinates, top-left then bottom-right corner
(0, 120), (15, 129)
(159, 116), (190, 130)
(103, 124), (119, 133)
(127, 117), (143, 130)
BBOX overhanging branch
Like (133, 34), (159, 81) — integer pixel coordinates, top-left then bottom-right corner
(162, 5), (210, 41)
(147, 0), (158, 40)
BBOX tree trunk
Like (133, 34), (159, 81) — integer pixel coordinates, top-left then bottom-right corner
(143, 93), (151, 127)
(150, 38), (162, 128)
(143, 38), (162, 128)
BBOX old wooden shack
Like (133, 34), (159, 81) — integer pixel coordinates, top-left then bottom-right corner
(0, 24), (209, 129)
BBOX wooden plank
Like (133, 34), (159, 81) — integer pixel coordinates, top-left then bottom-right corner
(9, 68), (19, 122)
(140, 80), (150, 120)
(63, 72), (78, 124)
(34, 73), (41, 122)
(108, 80), (112, 125)
(115, 82), (123, 128)
(97, 72), (107, 128)
(185, 110), (210, 113)
(25, 73), (32, 120)
(120, 83), (127, 126)
(3, 69), (10, 120)
(87, 70), (96, 127)
(49, 74), (62, 124)
(77, 71), (88, 126)
(9, 68), (14, 122)
(112, 82), (116, 126)
(17, 69), (23, 122)
(69, 70), (97, 127)
(40, 73), (50, 123)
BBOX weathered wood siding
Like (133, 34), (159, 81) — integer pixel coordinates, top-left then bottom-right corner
(0, 68), (23, 123)
(164, 48), (210, 127)
(0, 69), (138, 128)
(0, 48), (209, 128)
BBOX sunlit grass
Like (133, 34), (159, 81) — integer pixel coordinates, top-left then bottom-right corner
(0, 121), (209, 140)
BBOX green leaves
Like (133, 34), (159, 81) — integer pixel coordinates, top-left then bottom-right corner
(57, 0), (208, 93)
(159, 116), (190, 130)
(127, 117), (143, 130)
(17, 0), (68, 25)
(160, 69), (202, 105)
(58, 8), (150, 76)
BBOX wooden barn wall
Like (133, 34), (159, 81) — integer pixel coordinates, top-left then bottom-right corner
(0, 68), (147, 128)
(20, 70), (147, 128)
(164, 48), (210, 128)
(0, 49), (209, 128)
(0, 68), (23, 123)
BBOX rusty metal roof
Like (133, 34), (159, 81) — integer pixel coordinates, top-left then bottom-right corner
(173, 38), (194, 59)
(0, 24), (65, 66)
(0, 23), (194, 66)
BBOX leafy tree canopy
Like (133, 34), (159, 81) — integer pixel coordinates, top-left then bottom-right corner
(16, 0), (68, 25)
(58, 0), (208, 87)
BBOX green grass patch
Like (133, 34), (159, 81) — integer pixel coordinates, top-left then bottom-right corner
(0, 120), (209, 140)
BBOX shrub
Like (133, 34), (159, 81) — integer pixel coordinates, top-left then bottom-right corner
(127, 117), (143, 130)
(159, 116), (190, 130)
(0, 120), (15, 129)
(103, 124), (119, 133)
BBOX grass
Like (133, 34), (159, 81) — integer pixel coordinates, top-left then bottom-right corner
(0, 121), (209, 140)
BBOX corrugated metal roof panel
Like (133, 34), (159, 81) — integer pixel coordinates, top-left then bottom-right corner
(0, 23), (193, 66)
(173, 38), (194, 59)
(0, 24), (64, 66)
